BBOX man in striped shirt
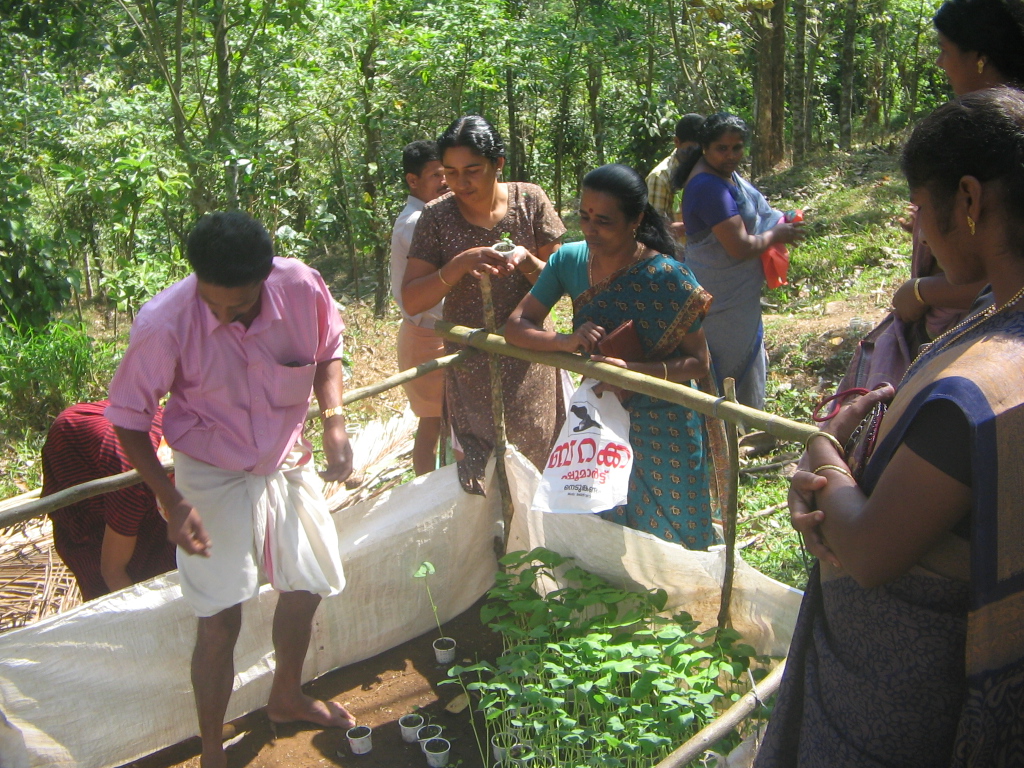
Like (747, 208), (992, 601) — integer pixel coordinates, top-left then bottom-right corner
(645, 113), (704, 243)
(43, 401), (174, 600)
(107, 211), (354, 768)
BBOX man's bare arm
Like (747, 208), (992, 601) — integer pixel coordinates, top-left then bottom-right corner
(313, 359), (353, 483)
(114, 427), (211, 556)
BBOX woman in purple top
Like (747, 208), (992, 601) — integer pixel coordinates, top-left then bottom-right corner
(674, 113), (803, 409)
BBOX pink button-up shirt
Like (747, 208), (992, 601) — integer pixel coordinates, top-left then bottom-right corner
(107, 257), (344, 475)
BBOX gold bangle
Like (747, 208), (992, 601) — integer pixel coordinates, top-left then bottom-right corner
(814, 463), (854, 480)
(524, 263), (543, 276)
(438, 269), (455, 287)
(805, 431), (845, 458)
(913, 278), (925, 306)
(661, 361), (669, 380)
(321, 406), (345, 421)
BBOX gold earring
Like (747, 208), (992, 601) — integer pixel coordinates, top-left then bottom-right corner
(978, 59), (985, 74)
(967, 215), (976, 236)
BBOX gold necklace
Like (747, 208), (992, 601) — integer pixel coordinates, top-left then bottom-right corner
(903, 281), (1024, 385)
(588, 241), (644, 286)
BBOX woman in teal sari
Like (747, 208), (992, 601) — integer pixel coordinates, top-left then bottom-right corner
(756, 88), (1024, 767)
(507, 164), (721, 549)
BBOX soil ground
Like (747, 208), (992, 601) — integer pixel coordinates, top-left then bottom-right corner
(124, 597), (503, 768)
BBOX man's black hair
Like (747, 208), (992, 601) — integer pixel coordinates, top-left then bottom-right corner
(675, 113), (705, 144)
(186, 211), (274, 287)
(403, 140), (441, 178)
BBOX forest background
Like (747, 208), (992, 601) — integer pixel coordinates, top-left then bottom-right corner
(0, 0), (953, 502)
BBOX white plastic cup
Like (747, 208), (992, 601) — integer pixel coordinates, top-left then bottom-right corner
(399, 713), (425, 743)
(509, 742), (536, 766)
(491, 731), (519, 762)
(432, 637), (456, 664)
(493, 241), (516, 260)
(346, 725), (372, 755)
(417, 723), (443, 751)
(424, 737), (451, 767)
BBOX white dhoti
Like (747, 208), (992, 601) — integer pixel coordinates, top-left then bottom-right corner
(173, 445), (346, 617)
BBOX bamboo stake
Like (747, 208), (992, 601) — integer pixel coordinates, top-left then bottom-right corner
(0, 351), (476, 529)
(478, 276), (515, 548)
(716, 378), (741, 630)
(653, 659), (787, 768)
(435, 323), (820, 444)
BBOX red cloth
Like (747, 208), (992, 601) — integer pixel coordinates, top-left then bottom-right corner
(43, 401), (175, 600)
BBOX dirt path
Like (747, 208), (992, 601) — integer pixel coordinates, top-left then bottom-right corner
(124, 597), (503, 768)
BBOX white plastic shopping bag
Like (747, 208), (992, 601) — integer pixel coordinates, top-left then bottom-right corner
(532, 379), (633, 514)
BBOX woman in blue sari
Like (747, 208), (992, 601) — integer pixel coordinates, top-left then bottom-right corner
(675, 113), (804, 410)
(506, 164), (721, 549)
(756, 88), (1024, 767)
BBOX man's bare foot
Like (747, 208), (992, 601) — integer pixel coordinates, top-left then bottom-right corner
(199, 744), (228, 768)
(266, 695), (355, 729)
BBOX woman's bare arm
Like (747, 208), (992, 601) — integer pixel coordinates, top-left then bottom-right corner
(711, 214), (803, 262)
(505, 293), (603, 353)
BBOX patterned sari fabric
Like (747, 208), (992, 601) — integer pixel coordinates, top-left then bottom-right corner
(575, 254), (721, 549)
(756, 309), (1024, 768)
(409, 182), (567, 494)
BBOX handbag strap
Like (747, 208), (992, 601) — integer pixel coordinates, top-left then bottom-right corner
(812, 387), (870, 423)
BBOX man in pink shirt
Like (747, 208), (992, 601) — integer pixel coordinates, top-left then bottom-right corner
(107, 211), (354, 768)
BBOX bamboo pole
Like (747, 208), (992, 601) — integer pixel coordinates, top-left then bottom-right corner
(309, 349), (475, 418)
(653, 659), (787, 768)
(716, 378), (741, 630)
(0, 350), (476, 529)
(478, 276), (515, 547)
(435, 323), (819, 444)
(0, 460), (177, 528)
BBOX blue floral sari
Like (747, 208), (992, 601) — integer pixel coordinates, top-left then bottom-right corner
(574, 254), (722, 549)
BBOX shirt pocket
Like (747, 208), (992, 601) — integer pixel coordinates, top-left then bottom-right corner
(267, 362), (317, 407)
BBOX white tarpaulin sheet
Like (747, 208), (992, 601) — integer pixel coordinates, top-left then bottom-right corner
(0, 462), (501, 768)
(0, 448), (801, 768)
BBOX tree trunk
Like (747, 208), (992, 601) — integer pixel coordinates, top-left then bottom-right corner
(792, 0), (808, 161)
(504, 0), (523, 180)
(838, 0), (859, 149)
(553, 65), (574, 217)
(587, 58), (604, 167)
(358, 22), (388, 316)
(666, 0), (695, 105)
(211, 0), (237, 208)
(863, 0), (886, 135)
(505, 63), (521, 180)
(769, 0), (786, 166)
(750, 9), (773, 178)
(906, 0), (929, 121)
(805, 16), (824, 146)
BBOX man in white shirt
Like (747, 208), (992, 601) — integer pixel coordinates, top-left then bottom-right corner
(390, 140), (448, 474)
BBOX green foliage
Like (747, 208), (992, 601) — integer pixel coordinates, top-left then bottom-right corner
(736, 474), (811, 589)
(0, 161), (73, 327)
(0, 0), (945, 326)
(0, 316), (119, 434)
(446, 548), (758, 766)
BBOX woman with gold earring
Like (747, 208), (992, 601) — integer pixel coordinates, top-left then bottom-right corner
(890, 0), (1024, 359)
(758, 85), (1024, 768)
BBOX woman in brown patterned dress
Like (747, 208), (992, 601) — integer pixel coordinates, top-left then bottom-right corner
(403, 115), (566, 493)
